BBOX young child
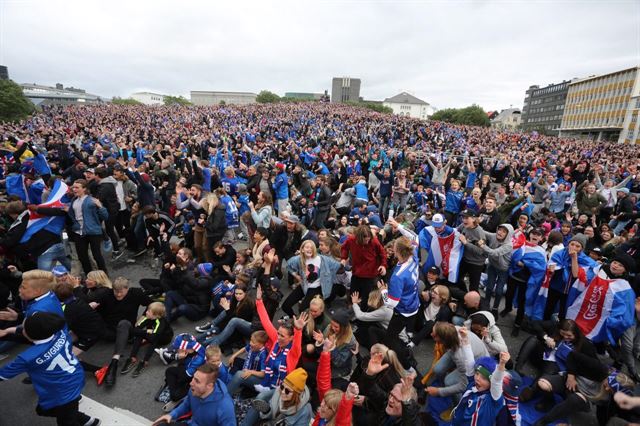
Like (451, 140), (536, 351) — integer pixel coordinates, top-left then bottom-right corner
(155, 333), (207, 412)
(451, 326), (510, 426)
(205, 344), (230, 385)
(226, 330), (269, 395)
(121, 302), (173, 377)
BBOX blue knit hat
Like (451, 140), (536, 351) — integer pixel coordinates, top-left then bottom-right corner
(474, 356), (497, 380)
(197, 263), (213, 277)
(171, 333), (203, 353)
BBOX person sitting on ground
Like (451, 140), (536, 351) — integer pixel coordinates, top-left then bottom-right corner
(120, 301), (173, 378)
(464, 311), (508, 358)
(250, 367), (313, 426)
(152, 364), (236, 426)
(204, 344), (230, 385)
(53, 281), (106, 370)
(96, 277), (151, 387)
(156, 333), (207, 412)
(226, 330), (269, 396)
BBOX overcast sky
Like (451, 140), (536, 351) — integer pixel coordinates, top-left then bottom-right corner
(1, 0), (638, 111)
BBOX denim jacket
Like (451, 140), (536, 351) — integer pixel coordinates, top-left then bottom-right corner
(287, 254), (341, 299)
(68, 196), (108, 236)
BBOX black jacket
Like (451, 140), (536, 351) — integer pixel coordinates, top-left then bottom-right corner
(62, 297), (106, 340)
(205, 205), (227, 242)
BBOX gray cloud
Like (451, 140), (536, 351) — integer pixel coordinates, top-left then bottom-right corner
(2, 0), (638, 111)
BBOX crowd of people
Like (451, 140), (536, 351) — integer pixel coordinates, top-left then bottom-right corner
(0, 101), (640, 425)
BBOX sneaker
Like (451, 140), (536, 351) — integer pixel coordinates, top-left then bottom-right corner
(205, 327), (220, 337)
(155, 348), (174, 365)
(132, 362), (147, 378)
(126, 258), (136, 264)
(134, 248), (147, 257)
(112, 250), (125, 260)
(195, 322), (212, 333)
(251, 398), (271, 414)
(84, 418), (101, 426)
(163, 399), (181, 413)
(120, 358), (137, 375)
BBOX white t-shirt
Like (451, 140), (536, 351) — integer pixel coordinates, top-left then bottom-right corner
(305, 256), (322, 289)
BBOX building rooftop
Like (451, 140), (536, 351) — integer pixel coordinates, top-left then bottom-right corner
(383, 92), (428, 105)
(21, 83), (102, 101)
(568, 66), (640, 85)
(191, 90), (257, 95)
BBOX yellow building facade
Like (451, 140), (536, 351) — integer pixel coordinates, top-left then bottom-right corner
(559, 66), (640, 143)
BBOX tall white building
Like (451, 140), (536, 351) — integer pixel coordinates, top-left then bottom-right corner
(491, 108), (522, 130)
(383, 92), (435, 119)
(130, 92), (166, 105)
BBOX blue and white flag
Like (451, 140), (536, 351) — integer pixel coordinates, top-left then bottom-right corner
(567, 267), (635, 345)
(508, 243), (547, 319)
(19, 180), (69, 244)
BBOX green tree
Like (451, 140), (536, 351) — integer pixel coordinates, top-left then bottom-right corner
(430, 104), (490, 127)
(219, 100), (226, 106)
(346, 101), (393, 114)
(0, 79), (35, 122)
(256, 90), (280, 103)
(111, 97), (142, 105)
(164, 95), (192, 106)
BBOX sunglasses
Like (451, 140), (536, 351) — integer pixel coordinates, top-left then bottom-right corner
(279, 384), (292, 395)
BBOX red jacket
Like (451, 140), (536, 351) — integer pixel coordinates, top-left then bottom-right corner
(340, 235), (387, 279)
(313, 352), (354, 426)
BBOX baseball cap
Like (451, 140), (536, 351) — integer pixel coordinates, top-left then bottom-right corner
(85, 168), (95, 174)
(460, 209), (478, 218)
(52, 265), (69, 277)
(431, 213), (445, 227)
(285, 215), (300, 224)
(428, 266), (441, 276)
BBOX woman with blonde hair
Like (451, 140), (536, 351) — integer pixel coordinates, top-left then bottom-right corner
(349, 343), (407, 425)
(311, 308), (357, 389)
(351, 289), (393, 350)
(313, 339), (359, 426)
(409, 284), (453, 348)
(204, 192), (227, 260)
(282, 240), (341, 317)
(72, 270), (112, 304)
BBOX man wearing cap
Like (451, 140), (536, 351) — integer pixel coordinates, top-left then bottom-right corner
(456, 209), (487, 293)
(610, 187), (634, 235)
(0, 312), (99, 426)
(418, 213), (462, 286)
(273, 163), (289, 217)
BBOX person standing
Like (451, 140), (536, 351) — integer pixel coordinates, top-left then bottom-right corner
(68, 179), (109, 275)
(341, 225), (387, 310)
(0, 312), (100, 426)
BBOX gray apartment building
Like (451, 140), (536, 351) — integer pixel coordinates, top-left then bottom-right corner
(331, 77), (361, 103)
(520, 80), (570, 135)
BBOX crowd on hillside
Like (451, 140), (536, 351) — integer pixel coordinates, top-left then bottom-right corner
(0, 102), (640, 426)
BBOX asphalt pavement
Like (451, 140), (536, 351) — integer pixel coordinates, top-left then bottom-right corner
(0, 244), (570, 426)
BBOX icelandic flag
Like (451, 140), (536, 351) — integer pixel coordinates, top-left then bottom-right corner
(5, 174), (28, 201)
(33, 153), (52, 176)
(509, 243), (547, 318)
(419, 227), (463, 283)
(567, 267), (635, 345)
(531, 249), (596, 320)
(19, 180), (69, 244)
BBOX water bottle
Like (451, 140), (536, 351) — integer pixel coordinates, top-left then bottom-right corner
(388, 203), (395, 220)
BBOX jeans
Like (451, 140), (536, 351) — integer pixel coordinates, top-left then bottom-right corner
(621, 322), (640, 375)
(610, 218), (631, 235)
(432, 351), (467, 401)
(227, 370), (262, 395)
(241, 388), (275, 426)
(37, 242), (71, 271)
(165, 291), (207, 322)
(483, 265), (508, 311)
(203, 317), (253, 347)
(134, 214), (146, 250)
(378, 195), (391, 220)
